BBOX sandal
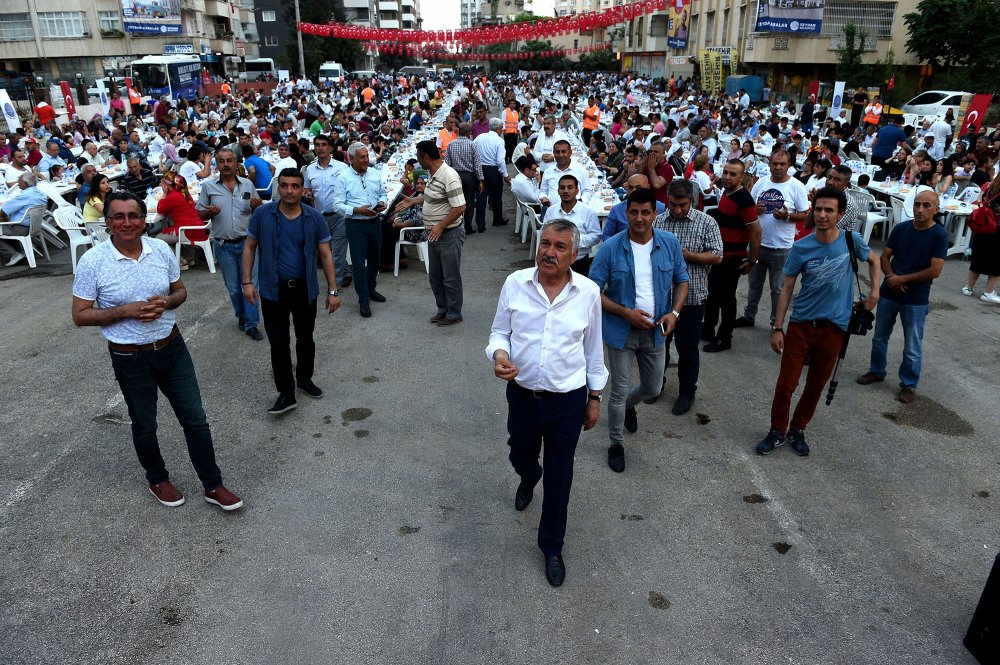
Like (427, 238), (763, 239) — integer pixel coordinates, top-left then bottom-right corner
(179, 259), (190, 271)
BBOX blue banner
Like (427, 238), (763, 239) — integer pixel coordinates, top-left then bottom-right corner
(754, 0), (824, 34)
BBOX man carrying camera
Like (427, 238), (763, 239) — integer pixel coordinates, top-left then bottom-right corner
(757, 187), (880, 457)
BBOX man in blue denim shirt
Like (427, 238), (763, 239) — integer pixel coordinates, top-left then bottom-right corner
(589, 188), (689, 473)
(243, 168), (341, 416)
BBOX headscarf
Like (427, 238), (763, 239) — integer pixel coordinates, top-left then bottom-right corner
(163, 170), (193, 204)
(162, 142), (181, 166)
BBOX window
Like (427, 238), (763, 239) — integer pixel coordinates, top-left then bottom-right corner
(0, 13), (34, 41)
(99, 11), (121, 33)
(705, 11), (715, 46)
(261, 10), (276, 21)
(721, 8), (729, 45)
(905, 92), (946, 106)
(573, 39), (578, 49)
(823, 0), (896, 48)
(39, 11), (88, 38)
(737, 5), (745, 41)
(264, 35), (278, 46)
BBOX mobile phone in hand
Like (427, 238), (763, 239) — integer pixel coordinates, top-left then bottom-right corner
(659, 319), (668, 335)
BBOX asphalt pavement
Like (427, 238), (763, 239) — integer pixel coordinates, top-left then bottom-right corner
(1, 196), (998, 665)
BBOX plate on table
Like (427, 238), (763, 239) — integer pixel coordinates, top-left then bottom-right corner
(899, 188), (910, 193)
(946, 205), (958, 211)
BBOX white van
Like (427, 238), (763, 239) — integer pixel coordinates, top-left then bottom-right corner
(900, 90), (969, 119)
(318, 62), (345, 85)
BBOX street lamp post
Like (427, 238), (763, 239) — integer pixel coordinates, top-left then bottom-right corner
(294, 0), (306, 79)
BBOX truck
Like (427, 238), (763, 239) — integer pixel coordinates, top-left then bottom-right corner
(725, 75), (765, 104)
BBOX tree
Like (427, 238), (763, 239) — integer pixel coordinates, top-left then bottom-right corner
(575, 49), (618, 72)
(834, 22), (871, 87)
(904, 0), (1000, 93)
(282, 0), (364, 77)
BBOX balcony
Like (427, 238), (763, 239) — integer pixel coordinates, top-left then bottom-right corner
(379, 19), (399, 28)
(204, 0), (230, 18)
(342, 0), (370, 7)
(208, 37), (235, 53)
(179, 0), (204, 10)
(378, 1), (398, 11)
(402, 12), (415, 22)
(401, 0), (415, 7)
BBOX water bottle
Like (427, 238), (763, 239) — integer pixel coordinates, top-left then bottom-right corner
(947, 183), (958, 201)
(146, 187), (154, 208)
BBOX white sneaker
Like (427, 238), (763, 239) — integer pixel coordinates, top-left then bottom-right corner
(980, 291), (1000, 304)
(5, 252), (25, 267)
(961, 286), (974, 296)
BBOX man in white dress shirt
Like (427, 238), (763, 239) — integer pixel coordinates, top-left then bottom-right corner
(486, 219), (607, 587)
(534, 116), (570, 174)
(511, 156), (541, 205)
(539, 140), (590, 206)
(543, 174), (601, 275)
(473, 117), (511, 231)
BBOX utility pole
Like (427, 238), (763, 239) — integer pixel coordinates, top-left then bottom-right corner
(294, 0), (306, 78)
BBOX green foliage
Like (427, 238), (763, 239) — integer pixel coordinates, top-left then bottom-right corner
(575, 49), (618, 72)
(904, 0), (1000, 93)
(512, 12), (537, 23)
(834, 22), (871, 86)
(478, 39), (570, 73)
(282, 0), (363, 77)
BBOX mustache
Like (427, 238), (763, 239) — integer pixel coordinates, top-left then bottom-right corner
(540, 255), (558, 265)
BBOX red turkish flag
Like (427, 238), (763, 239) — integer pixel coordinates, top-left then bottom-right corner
(960, 94), (993, 138)
(59, 81), (77, 119)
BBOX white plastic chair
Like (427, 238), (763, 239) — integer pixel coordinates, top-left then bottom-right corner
(393, 226), (429, 276)
(52, 206), (94, 273)
(176, 220), (216, 273)
(959, 186), (983, 204)
(0, 206), (48, 268)
(852, 191), (891, 243)
(890, 197), (908, 229)
(37, 180), (73, 208)
(525, 206), (543, 260)
(513, 198), (526, 237)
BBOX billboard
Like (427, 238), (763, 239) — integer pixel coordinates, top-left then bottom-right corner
(754, 0), (825, 34)
(121, 0), (183, 36)
(668, 0), (691, 49)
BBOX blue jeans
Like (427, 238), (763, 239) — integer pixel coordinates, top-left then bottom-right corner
(868, 298), (928, 389)
(324, 213), (351, 288)
(214, 238), (259, 330)
(109, 335), (223, 490)
(346, 219), (381, 304)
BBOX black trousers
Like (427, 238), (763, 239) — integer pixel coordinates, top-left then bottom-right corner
(504, 133), (518, 164)
(457, 170), (479, 232)
(571, 255), (592, 276)
(506, 382), (587, 556)
(260, 282), (317, 398)
(582, 127), (593, 147)
(476, 165), (505, 230)
(703, 257), (745, 343)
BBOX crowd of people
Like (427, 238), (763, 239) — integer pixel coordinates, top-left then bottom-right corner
(3, 67), (998, 586)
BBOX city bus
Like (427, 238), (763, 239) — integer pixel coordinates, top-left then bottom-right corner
(240, 57), (277, 82)
(131, 54), (202, 101)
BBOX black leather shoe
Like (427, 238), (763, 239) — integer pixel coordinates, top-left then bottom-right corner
(703, 339), (731, 353)
(544, 554), (565, 587)
(672, 393), (694, 415)
(341, 275), (352, 288)
(643, 377), (667, 405)
(297, 380), (323, 399)
(515, 480), (535, 511)
(466, 227), (476, 234)
(369, 290), (387, 303)
(624, 407), (638, 433)
(608, 443), (625, 473)
(267, 394), (297, 415)
(245, 326), (264, 341)
(360, 303), (372, 318)
(436, 316), (463, 327)
(429, 312), (445, 323)
(733, 316), (754, 328)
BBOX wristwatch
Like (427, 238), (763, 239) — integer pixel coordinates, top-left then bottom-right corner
(328, 290), (340, 297)
(588, 393), (602, 402)
(669, 310), (681, 318)
(771, 325), (784, 334)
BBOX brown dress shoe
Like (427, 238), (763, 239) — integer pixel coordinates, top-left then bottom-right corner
(897, 387), (916, 404)
(204, 486), (244, 511)
(149, 480), (185, 507)
(856, 372), (885, 385)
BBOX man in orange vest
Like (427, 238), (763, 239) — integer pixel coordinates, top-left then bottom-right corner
(220, 81), (231, 96)
(503, 98), (520, 164)
(437, 115), (458, 155)
(864, 96), (883, 128)
(582, 95), (602, 147)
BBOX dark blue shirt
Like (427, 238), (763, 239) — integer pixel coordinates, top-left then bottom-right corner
(873, 124), (907, 160)
(879, 221), (948, 306)
(408, 113), (423, 131)
(276, 210), (307, 280)
(247, 201), (331, 301)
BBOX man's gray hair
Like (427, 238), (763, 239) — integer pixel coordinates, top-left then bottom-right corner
(544, 114), (557, 123)
(346, 141), (367, 160)
(489, 117), (504, 131)
(19, 172), (38, 187)
(215, 146), (238, 161)
(458, 122), (472, 137)
(540, 219), (580, 253)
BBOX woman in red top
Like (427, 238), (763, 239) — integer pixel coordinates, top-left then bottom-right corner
(153, 172), (207, 269)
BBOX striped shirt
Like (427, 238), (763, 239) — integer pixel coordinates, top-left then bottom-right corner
(422, 162), (466, 229)
(712, 188), (758, 258)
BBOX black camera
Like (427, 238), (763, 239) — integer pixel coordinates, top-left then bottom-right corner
(847, 301), (875, 336)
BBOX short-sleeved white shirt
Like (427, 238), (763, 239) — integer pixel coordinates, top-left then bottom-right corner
(72, 237), (180, 344)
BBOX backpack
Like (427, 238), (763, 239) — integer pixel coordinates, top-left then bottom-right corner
(968, 189), (998, 235)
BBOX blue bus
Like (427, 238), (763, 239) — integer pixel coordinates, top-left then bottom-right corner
(131, 54), (202, 101)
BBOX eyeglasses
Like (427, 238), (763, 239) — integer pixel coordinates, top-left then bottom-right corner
(107, 213), (146, 223)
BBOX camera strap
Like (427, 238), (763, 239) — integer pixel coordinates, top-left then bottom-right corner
(843, 229), (864, 301)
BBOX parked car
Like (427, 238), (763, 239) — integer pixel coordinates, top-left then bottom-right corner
(900, 90), (969, 119)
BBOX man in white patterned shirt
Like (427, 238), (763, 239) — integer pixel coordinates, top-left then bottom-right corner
(649, 179), (723, 415)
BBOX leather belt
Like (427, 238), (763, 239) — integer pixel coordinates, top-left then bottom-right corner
(798, 319), (834, 328)
(108, 325), (179, 352)
(214, 236), (246, 244)
(279, 279), (305, 288)
(514, 382), (583, 399)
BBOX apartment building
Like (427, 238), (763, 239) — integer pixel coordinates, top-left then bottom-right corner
(461, 0), (526, 28)
(0, 0), (258, 87)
